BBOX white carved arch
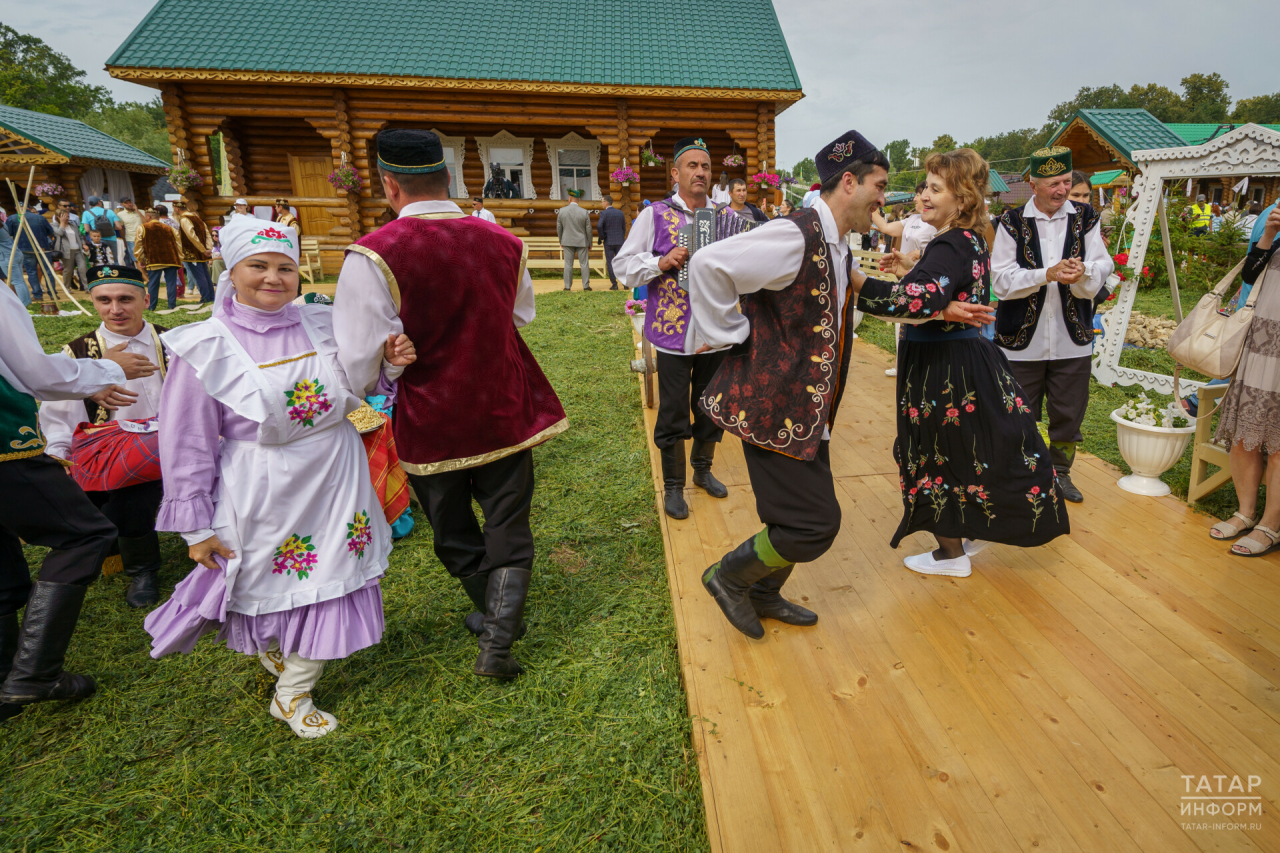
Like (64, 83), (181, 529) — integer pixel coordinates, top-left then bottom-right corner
(475, 130), (536, 199)
(429, 129), (467, 198)
(1093, 123), (1280, 397)
(543, 132), (603, 201)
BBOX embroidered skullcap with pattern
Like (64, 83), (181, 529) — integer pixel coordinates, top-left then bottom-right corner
(86, 263), (146, 290)
(218, 212), (300, 271)
(815, 130), (881, 183)
(673, 137), (709, 162)
(1029, 146), (1072, 179)
(376, 128), (447, 174)
(566, 188), (584, 199)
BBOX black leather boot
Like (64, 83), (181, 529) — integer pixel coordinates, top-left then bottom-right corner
(0, 582), (96, 707)
(750, 567), (817, 626)
(1056, 469), (1083, 503)
(660, 442), (689, 519)
(690, 439), (728, 499)
(121, 533), (161, 609)
(460, 572), (529, 639)
(0, 612), (21, 722)
(702, 534), (781, 640)
(475, 567), (531, 679)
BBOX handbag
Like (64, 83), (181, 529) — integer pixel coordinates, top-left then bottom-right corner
(1165, 256), (1261, 416)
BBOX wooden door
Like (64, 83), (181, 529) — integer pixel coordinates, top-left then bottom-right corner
(288, 154), (339, 236)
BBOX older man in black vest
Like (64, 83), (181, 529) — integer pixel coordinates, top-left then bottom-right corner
(991, 147), (1113, 503)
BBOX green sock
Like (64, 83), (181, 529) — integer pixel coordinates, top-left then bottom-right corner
(752, 529), (793, 569)
(1049, 440), (1077, 466)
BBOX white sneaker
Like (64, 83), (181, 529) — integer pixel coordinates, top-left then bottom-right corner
(885, 367), (897, 377)
(904, 550), (972, 577)
(270, 691), (339, 739)
(963, 539), (990, 557)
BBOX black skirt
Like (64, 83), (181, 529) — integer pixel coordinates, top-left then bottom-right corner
(889, 334), (1069, 549)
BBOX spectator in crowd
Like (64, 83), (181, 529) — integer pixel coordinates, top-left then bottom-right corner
(711, 172), (732, 206)
(1067, 171), (1092, 207)
(4, 202), (54, 305)
(726, 179), (769, 222)
(777, 199), (794, 217)
(273, 198), (298, 229)
(84, 229), (116, 267)
(1211, 203), (1224, 233)
(1189, 193), (1212, 236)
(229, 198), (251, 220)
(80, 197), (123, 262)
(115, 198), (144, 267)
(136, 206), (184, 310)
(173, 200), (216, 305)
(556, 188), (592, 291)
(0, 207), (20, 289)
(51, 203), (88, 291)
(1209, 204), (1280, 556)
(56, 199), (80, 230)
(470, 197), (497, 223)
(597, 193), (627, 290)
(801, 182), (821, 208)
(1242, 201), (1263, 233)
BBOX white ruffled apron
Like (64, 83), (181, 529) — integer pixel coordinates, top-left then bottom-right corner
(195, 310), (390, 616)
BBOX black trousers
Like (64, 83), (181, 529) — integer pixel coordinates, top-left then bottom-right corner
(408, 449), (535, 580)
(1007, 356), (1091, 471)
(604, 244), (623, 287)
(741, 440), (841, 564)
(655, 350), (726, 449)
(87, 480), (163, 539)
(0, 455), (117, 616)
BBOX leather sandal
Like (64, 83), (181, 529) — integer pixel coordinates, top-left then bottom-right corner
(1210, 512), (1257, 540)
(1231, 526), (1280, 557)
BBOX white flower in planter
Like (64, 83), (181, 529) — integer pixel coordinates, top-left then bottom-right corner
(1110, 393), (1194, 497)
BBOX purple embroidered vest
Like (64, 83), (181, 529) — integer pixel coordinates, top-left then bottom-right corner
(644, 202), (693, 351)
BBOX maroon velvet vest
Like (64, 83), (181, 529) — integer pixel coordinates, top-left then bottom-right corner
(350, 215), (567, 474)
(700, 209), (856, 461)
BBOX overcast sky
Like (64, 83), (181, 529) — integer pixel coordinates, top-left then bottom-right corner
(8, 0), (1280, 173)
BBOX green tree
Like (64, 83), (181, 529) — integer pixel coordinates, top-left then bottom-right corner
(965, 127), (1052, 167)
(1231, 92), (1280, 124)
(0, 23), (109, 116)
(79, 97), (169, 162)
(791, 157), (817, 184)
(1047, 84), (1131, 123)
(931, 134), (957, 153)
(883, 138), (911, 172)
(1179, 72), (1231, 122)
(1125, 82), (1186, 121)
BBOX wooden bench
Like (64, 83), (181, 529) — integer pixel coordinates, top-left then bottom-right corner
(522, 236), (609, 280)
(1187, 382), (1232, 502)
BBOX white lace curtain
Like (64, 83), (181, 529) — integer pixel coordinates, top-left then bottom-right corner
(78, 168), (134, 205)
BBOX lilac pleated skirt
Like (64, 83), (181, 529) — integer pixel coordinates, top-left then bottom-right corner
(144, 566), (385, 661)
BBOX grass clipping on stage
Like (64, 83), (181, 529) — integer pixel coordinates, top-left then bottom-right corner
(5, 295), (706, 851)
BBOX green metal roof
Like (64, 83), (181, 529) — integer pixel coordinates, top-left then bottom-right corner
(108, 0), (802, 93)
(988, 171), (1010, 193)
(0, 104), (168, 170)
(1048, 109), (1186, 163)
(1090, 169), (1125, 186)
(1166, 122), (1280, 146)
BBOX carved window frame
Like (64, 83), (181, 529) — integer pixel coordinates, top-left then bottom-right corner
(476, 130), (536, 199)
(1094, 124), (1280, 397)
(430, 129), (467, 199)
(544, 132), (602, 201)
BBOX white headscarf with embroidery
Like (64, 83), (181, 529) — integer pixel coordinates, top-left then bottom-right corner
(212, 215), (301, 312)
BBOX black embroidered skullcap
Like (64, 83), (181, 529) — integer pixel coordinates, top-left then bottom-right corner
(376, 128), (447, 174)
(87, 263), (146, 290)
(673, 137), (709, 162)
(816, 130), (882, 183)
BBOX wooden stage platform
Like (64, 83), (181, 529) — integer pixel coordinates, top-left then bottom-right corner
(644, 338), (1280, 853)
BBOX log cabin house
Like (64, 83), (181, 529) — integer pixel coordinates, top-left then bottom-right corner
(106, 0), (803, 265)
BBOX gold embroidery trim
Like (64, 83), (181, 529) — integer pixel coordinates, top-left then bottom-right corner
(347, 243), (401, 312)
(399, 417), (570, 476)
(0, 446), (47, 463)
(274, 692), (310, 720)
(258, 351), (318, 369)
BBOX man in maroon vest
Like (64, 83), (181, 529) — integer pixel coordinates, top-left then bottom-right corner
(687, 130), (890, 639)
(335, 129), (567, 679)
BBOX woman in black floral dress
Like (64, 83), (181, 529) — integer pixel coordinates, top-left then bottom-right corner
(853, 149), (1068, 577)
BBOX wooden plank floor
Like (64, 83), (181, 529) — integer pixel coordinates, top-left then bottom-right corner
(644, 336), (1280, 853)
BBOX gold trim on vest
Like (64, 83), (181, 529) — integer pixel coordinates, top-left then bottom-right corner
(346, 244), (401, 311)
(398, 418), (569, 476)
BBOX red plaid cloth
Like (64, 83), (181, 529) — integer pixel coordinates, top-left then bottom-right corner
(69, 419), (162, 493)
(360, 414), (411, 524)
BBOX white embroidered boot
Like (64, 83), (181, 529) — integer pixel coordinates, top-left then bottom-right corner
(257, 644), (286, 678)
(268, 655), (338, 739)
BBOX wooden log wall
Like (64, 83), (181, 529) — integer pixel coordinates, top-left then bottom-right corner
(162, 82), (779, 240)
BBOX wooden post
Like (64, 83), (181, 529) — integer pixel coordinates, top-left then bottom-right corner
(1156, 195), (1183, 323)
(755, 103), (771, 207)
(221, 126), (248, 196)
(333, 90), (361, 240)
(160, 84), (200, 213)
(615, 98), (630, 220)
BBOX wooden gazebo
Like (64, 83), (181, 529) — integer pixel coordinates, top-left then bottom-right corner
(0, 104), (168, 209)
(107, 0), (803, 262)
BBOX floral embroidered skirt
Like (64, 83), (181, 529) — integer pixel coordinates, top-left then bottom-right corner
(889, 337), (1069, 549)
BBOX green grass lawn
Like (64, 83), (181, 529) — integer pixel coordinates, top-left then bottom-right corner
(3, 294), (706, 852)
(858, 273), (1245, 521)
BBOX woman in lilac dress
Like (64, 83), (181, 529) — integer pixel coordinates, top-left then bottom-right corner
(145, 215), (415, 738)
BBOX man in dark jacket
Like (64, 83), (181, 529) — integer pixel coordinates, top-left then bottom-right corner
(5, 204), (55, 305)
(596, 194), (628, 290)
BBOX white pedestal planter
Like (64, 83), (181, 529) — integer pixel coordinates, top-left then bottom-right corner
(630, 313), (644, 336)
(1110, 408), (1195, 496)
